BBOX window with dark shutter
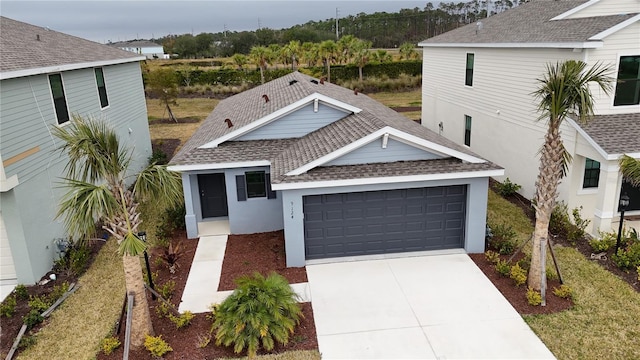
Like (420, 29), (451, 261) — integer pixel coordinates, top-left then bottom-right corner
(236, 175), (247, 201)
(49, 74), (70, 125)
(95, 68), (109, 108)
(266, 173), (277, 199)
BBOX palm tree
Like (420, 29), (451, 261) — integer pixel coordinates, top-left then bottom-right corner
(301, 42), (320, 67)
(231, 53), (248, 70)
(53, 115), (183, 348)
(249, 46), (272, 84)
(399, 42), (418, 60)
(619, 155), (640, 186)
(529, 60), (612, 292)
(282, 40), (301, 70)
(319, 40), (338, 82)
(352, 40), (372, 81)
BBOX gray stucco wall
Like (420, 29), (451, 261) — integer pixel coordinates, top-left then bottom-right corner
(183, 167), (284, 238)
(281, 177), (489, 267)
(0, 61), (151, 284)
(236, 103), (348, 140)
(326, 138), (444, 166)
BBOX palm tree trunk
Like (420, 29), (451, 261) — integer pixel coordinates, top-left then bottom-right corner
(123, 254), (153, 347)
(529, 121), (564, 290)
(259, 66), (265, 84)
(359, 66), (363, 82)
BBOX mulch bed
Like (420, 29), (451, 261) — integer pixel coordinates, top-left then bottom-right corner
(98, 230), (317, 360)
(151, 138), (181, 160)
(0, 239), (105, 359)
(218, 231), (308, 291)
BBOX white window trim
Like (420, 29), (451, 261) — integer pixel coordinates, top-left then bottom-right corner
(611, 51), (640, 109)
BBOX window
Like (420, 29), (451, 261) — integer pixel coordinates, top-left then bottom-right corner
(464, 115), (472, 146)
(582, 158), (600, 188)
(49, 74), (70, 125)
(620, 180), (640, 212)
(246, 171), (267, 198)
(95, 68), (109, 108)
(465, 53), (474, 86)
(613, 56), (640, 106)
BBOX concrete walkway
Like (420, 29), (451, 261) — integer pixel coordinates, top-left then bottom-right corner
(179, 220), (310, 313)
(306, 254), (555, 359)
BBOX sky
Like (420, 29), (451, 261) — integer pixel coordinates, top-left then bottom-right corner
(1, 0), (428, 43)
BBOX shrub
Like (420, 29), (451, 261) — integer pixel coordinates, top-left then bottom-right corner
(495, 177), (522, 197)
(212, 272), (303, 358)
(14, 284), (29, 300)
(553, 285), (574, 300)
(54, 243), (91, 277)
(149, 149), (168, 165)
(589, 232), (616, 253)
(489, 223), (517, 255)
(612, 241), (640, 270)
(168, 311), (195, 329)
(144, 335), (173, 358)
(158, 280), (176, 300)
(160, 242), (183, 274)
(49, 281), (70, 302)
(495, 259), (511, 277)
(549, 202), (571, 236)
(484, 250), (500, 264)
(517, 255), (531, 271)
(23, 309), (44, 329)
(155, 301), (172, 318)
(568, 206), (590, 243)
(526, 287), (542, 306)
(101, 336), (121, 355)
(18, 335), (37, 349)
(509, 264), (527, 287)
(0, 295), (17, 317)
(28, 295), (50, 313)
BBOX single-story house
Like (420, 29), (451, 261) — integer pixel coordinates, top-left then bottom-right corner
(168, 72), (504, 267)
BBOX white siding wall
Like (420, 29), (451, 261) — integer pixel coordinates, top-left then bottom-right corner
(422, 47), (582, 200)
(566, 0), (640, 18)
(587, 22), (640, 114)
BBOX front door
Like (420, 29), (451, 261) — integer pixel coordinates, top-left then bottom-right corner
(198, 174), (228, 218)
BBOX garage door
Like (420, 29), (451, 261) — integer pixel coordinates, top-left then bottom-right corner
(0, 212), (17, 282)
(303, 185), (466, 260)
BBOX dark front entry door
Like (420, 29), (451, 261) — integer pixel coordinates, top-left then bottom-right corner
(198, 174), (228, 218)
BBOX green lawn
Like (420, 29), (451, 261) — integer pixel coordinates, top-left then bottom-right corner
(487, 189), (640, 360)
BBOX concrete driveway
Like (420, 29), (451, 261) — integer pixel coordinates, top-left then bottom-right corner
(306, 253), (555, 359)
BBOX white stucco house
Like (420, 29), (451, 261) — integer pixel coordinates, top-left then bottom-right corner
(169, 72), (503, 267)
(0, 17), (152, 294)
(109, 40), (168, 59)
(419, 0), (640, 236)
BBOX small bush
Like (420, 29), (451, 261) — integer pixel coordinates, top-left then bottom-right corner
(553, 285), (574, 300)
(509, 264), (527, 287)
(568, 206), (590, 243)
(14, 284), (29, 300)
(169, 311), (195, 329)
(496, 177), (522, 197)
(18, 335), (37, 349)
(149, 149), (168, 165)
(155, 301), (172, 318)
(28, 295), (51, 313)
(589, 232), (616, 253)
(489, 223), (517, 255)
(23, 309), (44, 329)
(144, 335), (173, 358)
(49, 281), (70, 302)
(212, 272), (302, 358)
(546, 267), (559, 281)
(484, 250), (500, 264)
(612, 241), (640, 270)
(526, 287), (542, 306)
(101, 336), (121, 355)
(516, 256), (531, 271)
(54, 243), (91, 277)
(495, 259), (511, 277)
(158, 280), (176, 300)
(549, 202), (571, 236)
(0, 295), (17, 317)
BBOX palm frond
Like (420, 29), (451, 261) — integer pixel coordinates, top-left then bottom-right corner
(51, 115), (131, 184)
(619, 155), (640, 187)
(56, 179), (119, 241)
(132, 164), (183, 209)
(118, 232), (147, 256)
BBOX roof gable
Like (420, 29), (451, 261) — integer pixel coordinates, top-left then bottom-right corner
(568, 113), (640, 160)
(201, 93), (360, 148)
(0, 17), (144, 79)
(418, 0), (638, 48)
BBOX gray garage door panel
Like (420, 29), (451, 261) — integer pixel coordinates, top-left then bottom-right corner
(303, 185), (466, 260)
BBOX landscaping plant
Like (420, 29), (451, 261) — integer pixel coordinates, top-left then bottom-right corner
(495, 177), (522, 197)
(211, 272), (303, 359)
(101, 336), (121, 355)
(144, 334), (173, 357)
(526, 287), (542, 306)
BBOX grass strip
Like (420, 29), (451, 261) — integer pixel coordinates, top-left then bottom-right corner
(18, 238), (125, 360)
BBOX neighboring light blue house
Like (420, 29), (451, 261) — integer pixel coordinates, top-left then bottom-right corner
(169, 72), (503, 267)
(0, 17), (152, 291)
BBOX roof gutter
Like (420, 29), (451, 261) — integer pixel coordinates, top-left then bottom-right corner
(0, 56), (146, 80)
(418, 41), (603, 49)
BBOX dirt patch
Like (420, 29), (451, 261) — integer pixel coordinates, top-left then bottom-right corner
(149, 117), (201, 125)
(151, 139), (181, 160)
(98, 230), (317, 359)
(390, 106), (421, 112)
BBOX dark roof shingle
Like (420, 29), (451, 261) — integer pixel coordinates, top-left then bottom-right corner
(0, 16), (142, 74)
(420, 1), (637, 46)
(579, 113), (640, 155)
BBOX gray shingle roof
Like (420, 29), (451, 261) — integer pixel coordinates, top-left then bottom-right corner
(0, 16), (142, 74)
(578, 113), (640, 155)
(419, 0), (637, 46)
(172, 72), (502, 184)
